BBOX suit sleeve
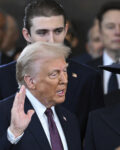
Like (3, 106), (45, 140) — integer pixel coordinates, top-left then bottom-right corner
(84, 112), (96, 150)
(0, 100), (13, 150)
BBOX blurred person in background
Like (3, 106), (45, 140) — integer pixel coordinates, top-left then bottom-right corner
(1, 14), (20, 64)
(72, 19), (103, 63)
(64, 20), (79, 58)
(87, 1), (120, 106)
(86, 19), (103, 59)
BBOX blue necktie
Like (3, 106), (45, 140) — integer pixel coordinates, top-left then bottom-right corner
(45, 108), (64, 150)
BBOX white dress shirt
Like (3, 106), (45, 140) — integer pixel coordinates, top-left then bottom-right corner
(7, 89), (68, 150)
(103, 50), (120, 94)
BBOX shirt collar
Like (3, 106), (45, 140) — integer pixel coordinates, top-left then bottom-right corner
(103, 50), (116, 65)
(26, 89), (55, 116)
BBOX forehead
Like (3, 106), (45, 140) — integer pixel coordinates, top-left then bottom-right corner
(31, 15), (64, 29)
(36, 57), (67, 73)
(102, 10), (120, 23)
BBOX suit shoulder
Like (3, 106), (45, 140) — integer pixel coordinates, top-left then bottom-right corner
(0, 94), (15, 109)
(57, 106), (78, 120)
(0, 61), (16, 71)
(89, 103), (120, 119)
(69, 59), (99, 73)
(87, 57), (103, 69)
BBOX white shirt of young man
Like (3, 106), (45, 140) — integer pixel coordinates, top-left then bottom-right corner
(103, 50), (120, 94)
(7, 89), (68, 150)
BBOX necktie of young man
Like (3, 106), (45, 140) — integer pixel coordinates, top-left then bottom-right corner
(108, 73), (118, 93)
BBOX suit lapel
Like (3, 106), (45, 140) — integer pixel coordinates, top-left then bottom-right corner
(100, 103), (120, 135)
(55, 106), (73, 150)
(24, 98), (51, 150)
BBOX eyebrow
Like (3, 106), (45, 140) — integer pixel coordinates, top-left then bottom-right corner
(35, 27), (65, 33)
(48, 64), (68, 74)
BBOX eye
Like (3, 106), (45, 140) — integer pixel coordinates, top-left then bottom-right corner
(63, 67), (67, 73)
(105, 24), (115, 30)
(54, 28), (64, 35)
(48, 71), (59, 79)
(36, 30), (48, 36)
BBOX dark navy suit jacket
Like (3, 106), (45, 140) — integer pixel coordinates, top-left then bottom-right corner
(71, 52), (92, 64)
(84, 103), (120, 150)
(0, 59), (104, 140)
(0, 95), (81, 150)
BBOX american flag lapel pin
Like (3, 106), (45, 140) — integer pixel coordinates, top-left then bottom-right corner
(63, 116), (67, 121)
(72, 73), (77, 78)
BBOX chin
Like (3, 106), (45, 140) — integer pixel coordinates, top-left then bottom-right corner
(55, 97), (65, 104)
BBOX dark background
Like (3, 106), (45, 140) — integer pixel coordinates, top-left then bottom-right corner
(0, 0), (115, 56)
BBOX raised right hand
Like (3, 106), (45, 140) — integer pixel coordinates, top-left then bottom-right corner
(9, 85), (34, 137)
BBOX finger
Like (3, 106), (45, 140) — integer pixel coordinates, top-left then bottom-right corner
(12, 92), (20, 109)
(18, 85), (26, 110)
(27, 110), (35, 120)
(12, 85), (26, 112)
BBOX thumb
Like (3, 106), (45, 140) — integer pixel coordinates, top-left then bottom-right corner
(27, 109), (35, 120)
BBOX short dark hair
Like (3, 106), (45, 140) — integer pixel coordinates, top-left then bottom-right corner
(97, 1), (120, 25)
(23, 0), (66, 33)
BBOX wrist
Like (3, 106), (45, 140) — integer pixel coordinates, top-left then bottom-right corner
(9, 125), (24, 138)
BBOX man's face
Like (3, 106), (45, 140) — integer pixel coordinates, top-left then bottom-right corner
(88, 24), (103, 58)
(23, 15), (68, 43)
(2, 16), (18, 51)
(31, 57), (68, 108)
(100, 10), (120, 51)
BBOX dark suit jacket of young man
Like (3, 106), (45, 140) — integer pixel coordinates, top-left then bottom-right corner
(0, 95), (81, 150)
(87, 56), (120, 106)
(71, 52), (92, 64)
(84, 102), (120, 150)
(0, 59), (104, 140)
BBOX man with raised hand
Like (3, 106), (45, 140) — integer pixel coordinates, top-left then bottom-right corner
(0, 42), (81, 150)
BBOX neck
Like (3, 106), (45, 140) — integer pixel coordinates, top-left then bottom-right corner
(106, 49), (120, 62)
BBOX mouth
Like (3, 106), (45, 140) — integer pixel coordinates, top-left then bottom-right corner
(113, 39), (120, 43)
(56, 89), (66, 97)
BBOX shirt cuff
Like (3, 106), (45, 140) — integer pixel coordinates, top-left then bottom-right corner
(7, 127), (24, 144)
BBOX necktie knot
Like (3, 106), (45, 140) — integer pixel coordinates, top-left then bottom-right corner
(45, 108), (53, 117)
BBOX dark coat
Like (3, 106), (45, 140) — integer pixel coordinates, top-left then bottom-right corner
(87, 56), (120, 107)
(0, 95), (81, 150)
(84, 103), (120, 150)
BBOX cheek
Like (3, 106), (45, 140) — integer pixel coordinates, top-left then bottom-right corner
(41, 80), (58, 95)
(56, 34), (65, 43)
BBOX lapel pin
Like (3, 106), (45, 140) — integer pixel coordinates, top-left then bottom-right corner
(63, 116), (67, 121)
(72, 73), (77, 78)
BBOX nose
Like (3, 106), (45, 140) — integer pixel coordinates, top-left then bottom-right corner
(59, 72), (68, 84)
(48, 32), (55, 43)
(115, 25), (120, 36)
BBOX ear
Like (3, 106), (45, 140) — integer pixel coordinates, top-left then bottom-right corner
(24, 75), (35, 90)
(22, 28), (32, 43)
(64, 23), (69, 37)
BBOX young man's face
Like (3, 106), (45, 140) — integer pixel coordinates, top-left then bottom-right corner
(23, 15), (68, 44)
(100, 10), (120, 51)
